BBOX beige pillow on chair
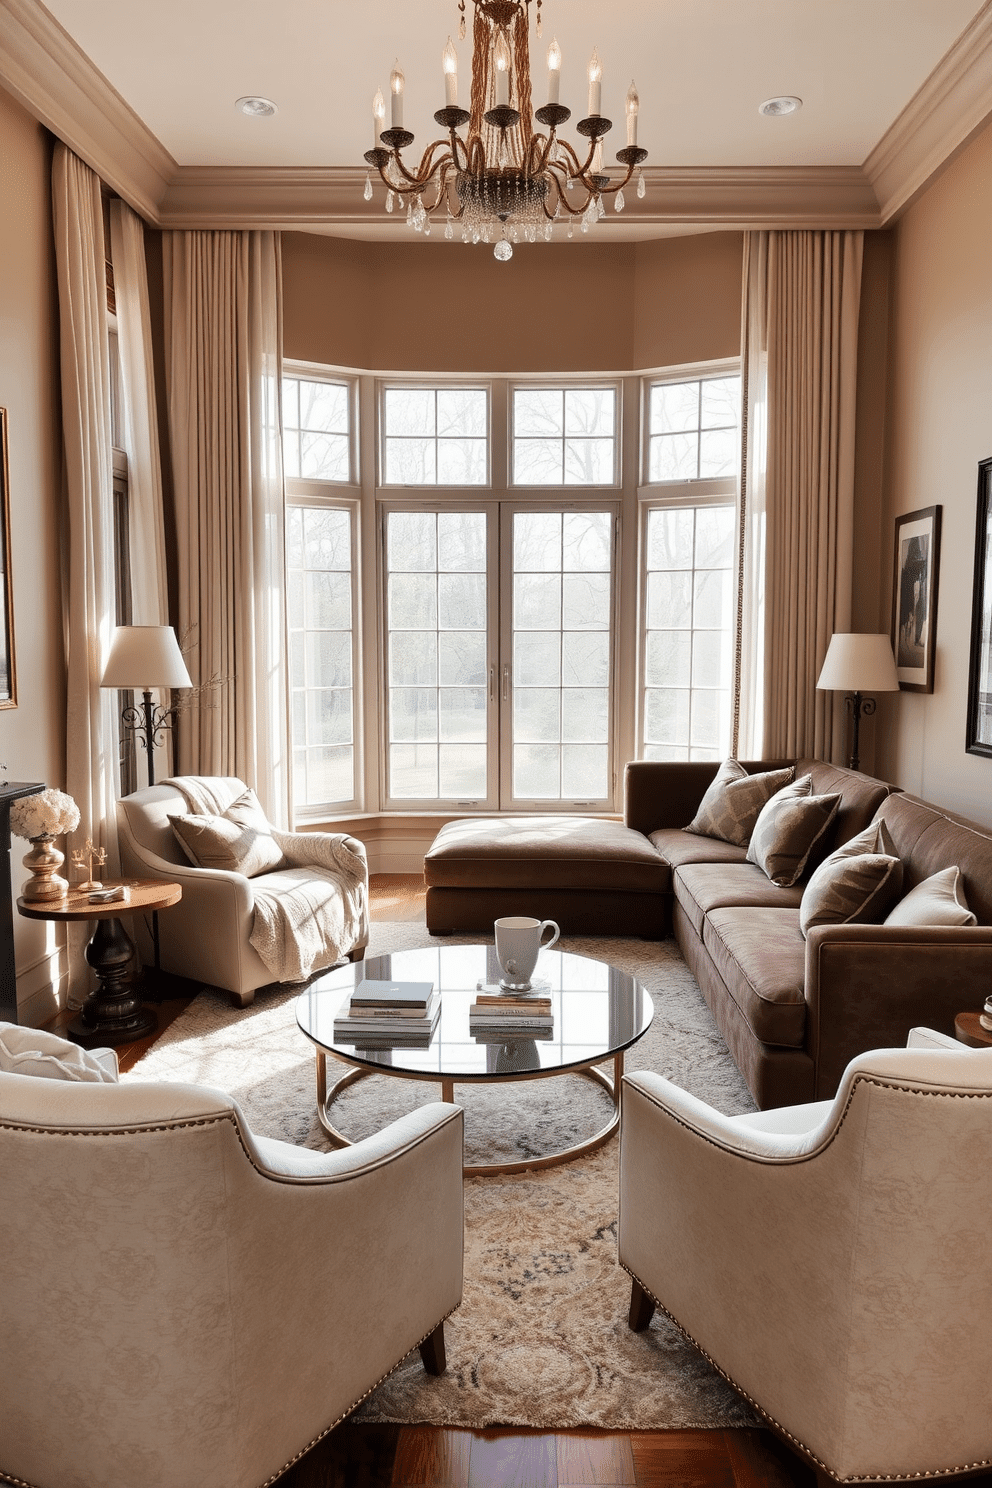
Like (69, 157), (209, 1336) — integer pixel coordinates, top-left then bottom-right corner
(170, 789), (285, 878)
(684, 759), (795, 847)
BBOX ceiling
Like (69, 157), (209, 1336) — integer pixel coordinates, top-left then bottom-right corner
(3, 0), (992, 236)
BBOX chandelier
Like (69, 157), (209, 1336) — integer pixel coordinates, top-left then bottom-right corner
(362, 0), (648, 261)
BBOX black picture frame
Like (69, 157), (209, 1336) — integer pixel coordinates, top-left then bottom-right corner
(0, 409), (15, 710)
(891, 504), (941, 694)
(966, 458), (992, 757)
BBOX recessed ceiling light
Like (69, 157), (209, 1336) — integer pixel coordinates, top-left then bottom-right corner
(236, 96), (278, 117)
(759, 96), (802, 117)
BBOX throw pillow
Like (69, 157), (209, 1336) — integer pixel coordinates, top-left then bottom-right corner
(684, 759), (796, 847)
(799, 822), (904, 938)
(885, 866), (978, 928)
(0, 1022), (118, 1083)
(746, 775), (841, 887)
(170, 790), (285, 879)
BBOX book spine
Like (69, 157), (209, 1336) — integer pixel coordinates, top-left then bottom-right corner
(468, 1018), (554, 1031)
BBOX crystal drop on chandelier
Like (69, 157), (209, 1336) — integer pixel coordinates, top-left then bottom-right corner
(385, 190), (394, 213)
(637, 169), (646, 199)
(494, 238), (513, 262)
(445, 216), (453, 240)
(363, 173), (373, 202)
(615, 190), (625, 213)
(597, 195), (606, 219)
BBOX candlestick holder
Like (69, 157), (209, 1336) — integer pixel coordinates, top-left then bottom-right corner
(71, 839), (107, 892)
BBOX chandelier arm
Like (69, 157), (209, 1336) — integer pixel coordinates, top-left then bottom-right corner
(596, 160), (637, 196)
(388, 140), (452, 189)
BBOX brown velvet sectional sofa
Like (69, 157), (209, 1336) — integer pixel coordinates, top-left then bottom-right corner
(427, 756), (992, 1109)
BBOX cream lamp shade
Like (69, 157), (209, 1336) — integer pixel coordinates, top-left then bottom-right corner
(816, 633), (899, 694)
(101, 626), (192, 692)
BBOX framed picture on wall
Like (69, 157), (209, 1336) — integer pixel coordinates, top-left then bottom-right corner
(891, 504), (942, 694)
(966, 459), (992, 757)
(0, 409), (15, 710)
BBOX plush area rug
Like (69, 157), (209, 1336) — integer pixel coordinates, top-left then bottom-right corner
(126, 921), (759, 1431)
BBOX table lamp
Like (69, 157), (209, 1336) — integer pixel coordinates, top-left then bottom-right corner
(816, 632), (899, 771)
(101, 626), (192, 788)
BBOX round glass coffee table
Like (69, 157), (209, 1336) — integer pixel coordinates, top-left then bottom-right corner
(296, 942), (653, 1177)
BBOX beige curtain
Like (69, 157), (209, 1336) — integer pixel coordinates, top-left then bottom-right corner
(164, 231), (290, 826)
(52, 145), (120, 1000)
(109, 199), (173, 784)
(738, 230), (864, 762)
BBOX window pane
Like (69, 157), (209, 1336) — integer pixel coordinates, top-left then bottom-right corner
(565, 388), (615, 436)
(389, 573), (437, 630)
(699, 428), (738, 478)
(308, 746), (354, 803)
(438, 631), (487, 686)
(283, 377), (350, 483)
(515, 631), (560, 685)
(562, 688), (608, 742)
(384, 387), (435, 436)
(299, 379), (348, 433)
(513, 743), (560, 798)
(389, 687), (437, 741)
(514, 688), (560, 742)
(439, 688), (486, 742)
(646, 571), (692, 629)
(563, 511), (611, 571)
(514, 439), (563, 485)
(562, 572), (610, 629)
(644, 687), (690, 744)
(694, 506), (736, 568)
(647, 508), (693, 569)
(514, 573), (561, 629)
(562, 631), (609, 685)
(562, 745), (607, 798)
(645, 630), (691, 686)
(301, 432), (349, 481)
(306, 571), (351, 630)
(390, 743), (438, 797)
(389, 631), (437, 685)
(305, 507), (351, 568)
(439, 744), (487, 798)
(438, 573), (486, 630)
(693, 569), (733, 630)
(385, 437), (437, 485)
(700, 377), (740, 428)
(438, 511), (486, 571)
(307, 689), (352, 745)
(437, 438), (487, 485)
(650, 432), (698, 482)
(437, 388), (487, 437)
(388, 511), (436, 572)
(306, 631), (351, 688)
(514, 512), (562, 571)
(514, 388), (563, 437)
(650, 381), (699, 433)
(563, 438), (614, 484)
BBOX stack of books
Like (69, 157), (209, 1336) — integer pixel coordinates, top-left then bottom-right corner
(469, 987), (554, 1042)
(333, 980), (440, 1047)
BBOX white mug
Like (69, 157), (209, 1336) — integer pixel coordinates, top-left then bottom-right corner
(494, 916), (560, 989)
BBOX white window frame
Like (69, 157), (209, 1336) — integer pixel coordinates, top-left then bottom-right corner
(283, 362), (363, 818)
(509, 379), (622, 490)
(377, 379), (492, 489)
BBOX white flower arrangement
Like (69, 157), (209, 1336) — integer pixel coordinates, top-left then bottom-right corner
(9, 788), (81, 841)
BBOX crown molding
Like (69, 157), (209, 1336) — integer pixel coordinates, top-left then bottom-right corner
(158, 163), (881, 233)
(864, 0), (992, 222)
(0, 0), (174, 221)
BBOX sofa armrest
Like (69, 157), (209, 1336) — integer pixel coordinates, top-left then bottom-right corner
(623, 759), (793, 835)
(805, 923), (992, 1099)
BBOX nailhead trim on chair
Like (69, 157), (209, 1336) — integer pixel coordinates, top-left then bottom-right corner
(620, 1071), (992, 1480)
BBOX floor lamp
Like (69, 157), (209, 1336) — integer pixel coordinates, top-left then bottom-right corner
(816, 632), (900, 771)
(101, 625), (193, 994)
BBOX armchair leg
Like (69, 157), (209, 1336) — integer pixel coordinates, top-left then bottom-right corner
(418, 1321), (447, 1376)
(627, 1278), (656, 1332)
(229, 989), (255, 1009)
(348, 946), (366, 963)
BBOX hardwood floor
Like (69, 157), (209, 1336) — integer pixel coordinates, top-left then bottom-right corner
(39, 875), (861, 1484)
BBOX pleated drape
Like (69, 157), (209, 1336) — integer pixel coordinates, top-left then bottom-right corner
(164, 231), (290, 826)
(738, 230), (864, 762)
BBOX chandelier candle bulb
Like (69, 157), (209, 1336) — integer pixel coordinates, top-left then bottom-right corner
(626, 80), (639, 145)
(588, 48), (602, 115)
(443, 37), (458, 105)
(547, 37), (561, 105)
(390, 62), (404, 128)
(373, 88), (385, 145)
(495, 31), (511, 106)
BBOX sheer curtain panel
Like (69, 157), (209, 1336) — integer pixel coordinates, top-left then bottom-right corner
(738, 230), (864, 763)
(164, 231), (290, 826)
(52, 145), (120, 999)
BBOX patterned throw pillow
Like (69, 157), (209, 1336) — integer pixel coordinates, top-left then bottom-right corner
(170, 789), (285, 879)
(746, 775), (841, 887)
(885, 866), (977, 927)
(799, 821), (904, 938)
(684, 759), (795, 848)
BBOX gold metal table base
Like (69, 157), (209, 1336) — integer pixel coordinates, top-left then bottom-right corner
(314, 1049), (625, 1177)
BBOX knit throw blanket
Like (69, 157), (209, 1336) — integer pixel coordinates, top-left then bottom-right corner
(164, 776), (368, 983)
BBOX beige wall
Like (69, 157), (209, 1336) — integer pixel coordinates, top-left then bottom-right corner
(0, 87), (68, 1019)
(282, 230), (743, 372)
(875, 115), (992, 824)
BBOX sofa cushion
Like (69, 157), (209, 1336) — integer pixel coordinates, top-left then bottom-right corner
(885, 866), (977, 928)
(746, 776), (841, 887)
(703, 907), (807, 1047)
(799, 822), (904, 938)
(683, 759), (795, 847)
(674, 861), (804, 938)
(875, 792), (992, 925)
(424, 816), (671, 894)
(794, 757), (892, 850)
(649, 826), (749, 871)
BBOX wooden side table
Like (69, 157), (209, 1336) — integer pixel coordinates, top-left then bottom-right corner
(17, 879), (182, 1048)
(954, 1011), (992, 1049)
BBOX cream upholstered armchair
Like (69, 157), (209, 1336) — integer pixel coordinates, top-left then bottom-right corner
(0, 1024), (463, 1488)
(619, 1028), (992, 1483)
(117, 776), (369, 1006)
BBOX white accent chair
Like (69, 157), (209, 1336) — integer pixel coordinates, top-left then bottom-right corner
(117, 777), (369, 1006)
(0, 1031), (463, 1488)
(619, 1028), (992, 1483)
